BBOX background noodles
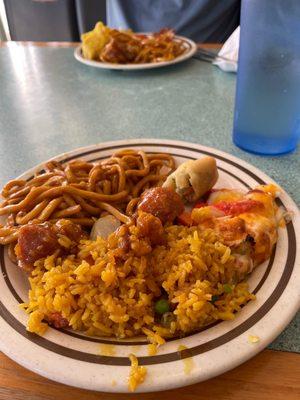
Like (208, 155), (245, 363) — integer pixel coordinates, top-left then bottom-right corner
(82, 23), (186, 64)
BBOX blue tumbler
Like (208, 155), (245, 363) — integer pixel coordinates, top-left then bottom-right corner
(233, 0), (300, 155)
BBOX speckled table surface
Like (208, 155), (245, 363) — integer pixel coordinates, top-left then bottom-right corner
(0, 46), (299, 353)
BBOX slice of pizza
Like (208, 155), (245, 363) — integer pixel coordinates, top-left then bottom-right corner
(188, 184), (284, 284)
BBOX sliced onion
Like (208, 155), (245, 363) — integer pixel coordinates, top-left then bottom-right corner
(276, 206), (293, 225)
(90, 215), (121, 240)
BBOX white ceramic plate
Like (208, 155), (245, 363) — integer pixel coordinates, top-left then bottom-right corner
(0, 139), (299, 393)
(74, 35), (197, 70)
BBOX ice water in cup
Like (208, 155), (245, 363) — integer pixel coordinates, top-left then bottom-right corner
(233, 0), (300, 155)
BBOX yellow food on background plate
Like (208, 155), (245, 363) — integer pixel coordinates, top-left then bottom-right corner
(80, 21), (186, 64)
(81, 22), (111, 60)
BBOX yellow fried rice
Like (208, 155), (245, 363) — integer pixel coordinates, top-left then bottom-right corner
(22, 225), (255, 342)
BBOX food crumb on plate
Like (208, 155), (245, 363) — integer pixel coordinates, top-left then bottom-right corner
(248, 334), (260, 344)
(128, 353), (147, 392)
(111, 380), (116, 387)
(178, 345), (195, 375)
(147, 343), (158, 356)
(99, 344), (115, 356)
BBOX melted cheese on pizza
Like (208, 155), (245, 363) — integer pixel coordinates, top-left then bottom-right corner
(191, 184), (280, 283)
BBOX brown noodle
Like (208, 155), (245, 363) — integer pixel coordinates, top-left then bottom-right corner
(0, 150), (175, 245)
(98, 28), (186, 64)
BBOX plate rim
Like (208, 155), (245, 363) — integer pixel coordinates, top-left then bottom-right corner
(74, 35), (197, 70)
(0, 139), (299, 393)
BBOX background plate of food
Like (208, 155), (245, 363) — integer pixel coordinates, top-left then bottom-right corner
(0, 139), (299, 393)
(74, 22), (197, 70)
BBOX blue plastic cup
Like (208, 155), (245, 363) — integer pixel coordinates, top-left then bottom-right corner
(233, 0), (300, 155)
